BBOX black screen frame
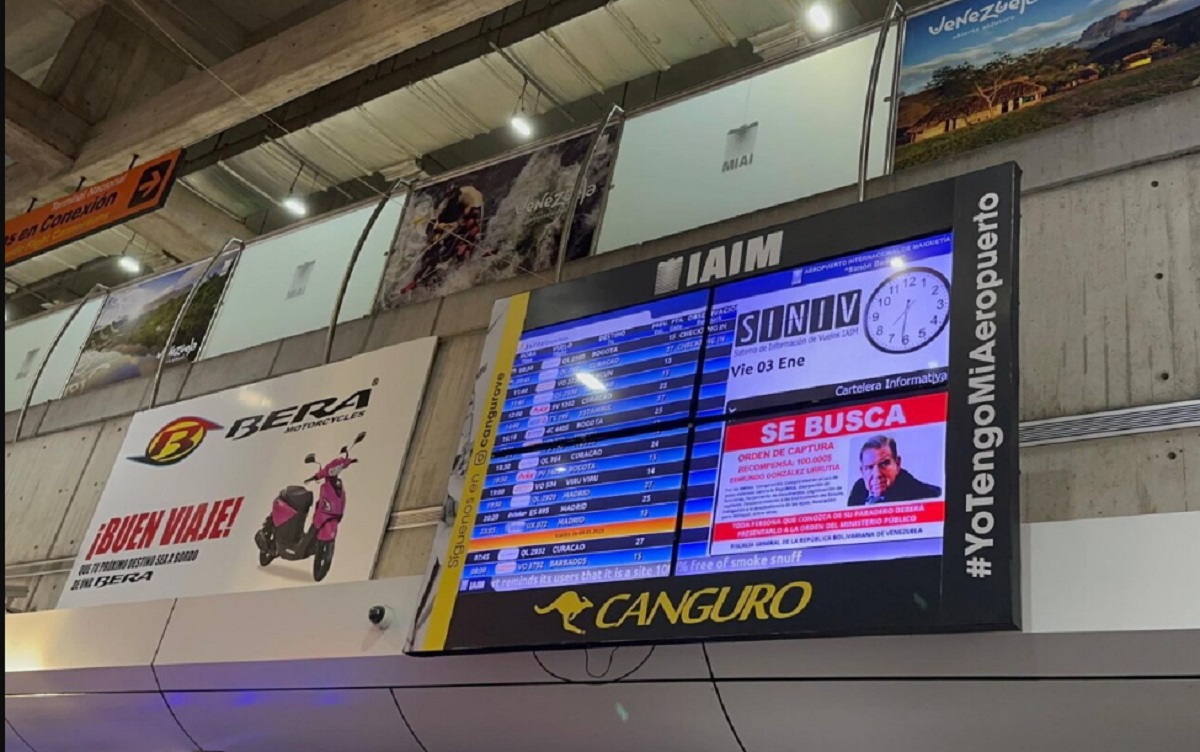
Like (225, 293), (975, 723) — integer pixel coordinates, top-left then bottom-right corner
(420, 163), (1021, 655)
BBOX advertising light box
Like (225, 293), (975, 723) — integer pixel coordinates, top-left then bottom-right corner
(410, 164), (1021, 654)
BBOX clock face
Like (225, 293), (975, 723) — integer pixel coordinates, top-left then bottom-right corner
(864, 267), (951, 354)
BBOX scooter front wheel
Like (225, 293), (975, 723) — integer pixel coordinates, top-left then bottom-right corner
(313, 539), (335, 582)
(259, 549), (277, 567)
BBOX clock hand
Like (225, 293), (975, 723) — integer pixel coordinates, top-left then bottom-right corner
(893, 298), (914, 326)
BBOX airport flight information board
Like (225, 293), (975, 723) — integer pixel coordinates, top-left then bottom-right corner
(411, 164), (1021, 654)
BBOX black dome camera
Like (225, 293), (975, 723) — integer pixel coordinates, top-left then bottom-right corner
(367, 604), (395, 629)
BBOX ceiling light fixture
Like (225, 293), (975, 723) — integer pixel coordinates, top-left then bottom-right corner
(510, 113), (533, 138)
(807, 3), (833, 33)
(282, 196), (308, 217)
(281, 161), (310, 217)
(510, 77), (534, 139)
(118, 255), (142, 274)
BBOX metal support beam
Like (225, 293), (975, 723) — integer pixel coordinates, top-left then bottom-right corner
(324, 180), (410, 364)
(555, 106), (624, 283)
(148, 240), (242, 407)
(858, 1), (903, 202)
(14, 284), (108, 441)
(180, 0), (612, 175)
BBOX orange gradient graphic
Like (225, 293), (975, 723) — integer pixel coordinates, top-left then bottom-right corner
(131, 416), (223, 466)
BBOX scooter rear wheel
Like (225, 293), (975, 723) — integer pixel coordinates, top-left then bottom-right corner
(313, 539), (335, 582)
(256, 526), (277, 567)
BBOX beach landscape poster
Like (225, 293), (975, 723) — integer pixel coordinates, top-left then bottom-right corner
(896, 0), (1200, 169)
(65, 251), (239, 396)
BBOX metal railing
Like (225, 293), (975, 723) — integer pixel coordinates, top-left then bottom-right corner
(12, 284), (108, 440)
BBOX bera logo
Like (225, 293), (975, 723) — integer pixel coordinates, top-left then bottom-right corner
(225, 387), (372, 440)
(129, 417), (223, 466)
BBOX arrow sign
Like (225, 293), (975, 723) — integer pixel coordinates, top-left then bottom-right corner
(129, 160), (172, 209)
(5, 148), (184, 267)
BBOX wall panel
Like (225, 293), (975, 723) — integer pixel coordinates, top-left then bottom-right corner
(1021, 429), (1197, 523)
(597, 28), (896, 253)
(390, 332), (485, 511)
(48, 417), (133, 559)
(4, 424), (102, 564)
(1018, 155), (1200, 420)
(3, 299), (103, 413)
(373, 526), (437, 580)
(201, 199), (404, 359)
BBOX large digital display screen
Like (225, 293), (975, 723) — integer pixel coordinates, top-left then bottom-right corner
(677, 394), (947, 576)
(463, 428), (690, 593)
(495, 293), (707, 452)
(411, 165), (1020, 654)
(701, 233), (952, 417)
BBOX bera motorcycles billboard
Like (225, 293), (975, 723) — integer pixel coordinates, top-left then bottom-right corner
(58, 338), (437, 608)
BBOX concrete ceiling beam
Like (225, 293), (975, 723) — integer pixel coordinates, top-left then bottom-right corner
(126, 183), (256, 261)
(46, 0), (106, 21)
(16, 0), (519, 216)
(3, 68), (89, 187)
(110, 0), (249, 68)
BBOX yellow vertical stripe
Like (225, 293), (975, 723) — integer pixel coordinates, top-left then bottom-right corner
(420, 293), (530, 652)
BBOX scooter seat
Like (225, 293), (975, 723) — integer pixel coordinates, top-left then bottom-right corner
(277, 485), (314, 513)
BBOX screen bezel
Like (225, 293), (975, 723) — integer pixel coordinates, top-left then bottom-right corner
(413, 163), (1021, 655)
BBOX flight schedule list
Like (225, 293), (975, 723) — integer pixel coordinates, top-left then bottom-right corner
(459, 428), (690, 593)
(492, 291), (709, 453)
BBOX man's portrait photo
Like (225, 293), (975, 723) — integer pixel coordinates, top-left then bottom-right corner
(847, 434), (941, 506)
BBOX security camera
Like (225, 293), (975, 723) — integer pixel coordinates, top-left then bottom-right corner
(367, 604), (395, 630)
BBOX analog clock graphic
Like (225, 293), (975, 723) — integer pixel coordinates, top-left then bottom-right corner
(864, 266), (951, 354)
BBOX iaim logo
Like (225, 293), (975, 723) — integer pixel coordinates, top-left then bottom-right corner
(654, 257), (684, 295)
(653, 231), (783, 295)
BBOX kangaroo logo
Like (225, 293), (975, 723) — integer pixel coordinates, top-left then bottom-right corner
(534, 591), (595, 635)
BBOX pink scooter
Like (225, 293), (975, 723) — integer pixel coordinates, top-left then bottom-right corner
(255, 431), (365, 582)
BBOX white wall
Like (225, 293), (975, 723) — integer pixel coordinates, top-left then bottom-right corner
(597, 28), (897, 253)
(4, 299), (103, 412)
(201, 198), (405, 359)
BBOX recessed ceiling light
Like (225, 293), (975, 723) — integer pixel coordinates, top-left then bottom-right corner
(118, 255), (142, 274)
